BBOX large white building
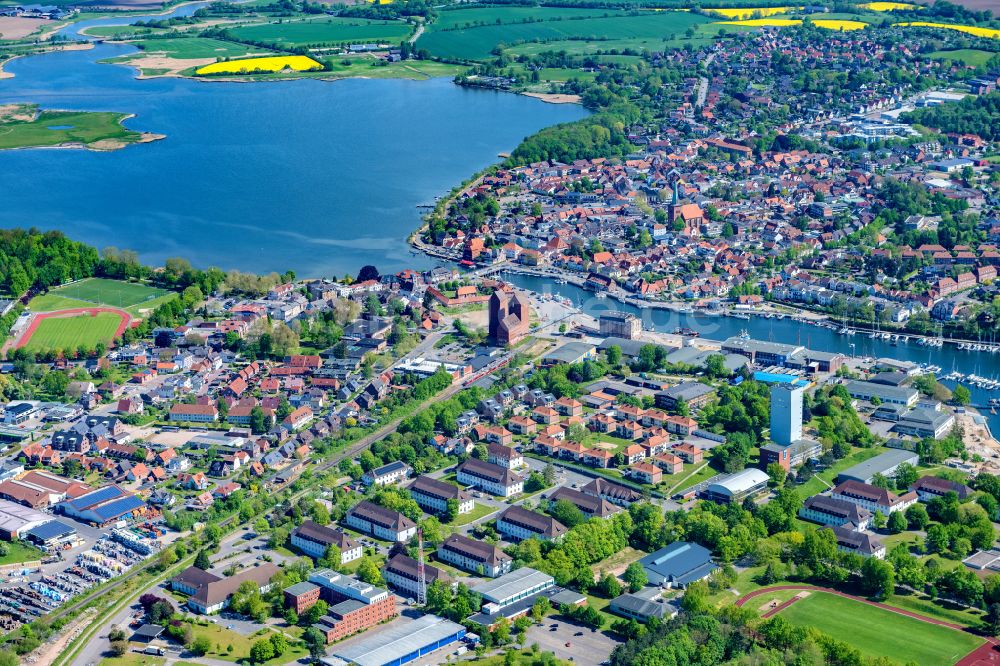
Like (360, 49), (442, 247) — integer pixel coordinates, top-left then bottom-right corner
(408, 475), (475, 515)
(345, 500), (417, 542)
(362, 461), (412, 487)
(769, 384), (803, 446)
(456, 458), (523, 498)
(290, 520), (363, 564)
(799, 495), (871, 531)
(831, 480), (917, 515)
(496, 505), (566, 542)
(438, 533), (513, 578)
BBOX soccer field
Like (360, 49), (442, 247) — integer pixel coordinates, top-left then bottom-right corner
(777, 592), (982, 666)
(41, 278), (168, 309)
(21, 313), (124, 352)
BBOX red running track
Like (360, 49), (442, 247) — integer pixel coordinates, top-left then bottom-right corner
(736, 585), (994, 666)
(15, 307), (132, 349)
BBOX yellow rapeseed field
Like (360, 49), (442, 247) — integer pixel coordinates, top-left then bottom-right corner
(196, 55), (323, 75)
(813, 19), (869, 30)
(896, 21), (1000, 39)
(706, 7), (801, 19)
(857, 2), (921, 11)
(716, 18), (869, 29)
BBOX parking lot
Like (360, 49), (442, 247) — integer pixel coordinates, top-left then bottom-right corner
(524, 616), (620, 666)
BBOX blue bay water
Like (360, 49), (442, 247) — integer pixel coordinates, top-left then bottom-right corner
(0, 15), (586, 277)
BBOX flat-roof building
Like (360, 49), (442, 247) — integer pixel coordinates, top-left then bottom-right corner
(844, 380), (918, 407)
(0, 499), (52, 540)
(836, 450), (919, 485)
(599, 312), (641, 340)
(327, 614), (465, 666)
(473, 567), (554, 608)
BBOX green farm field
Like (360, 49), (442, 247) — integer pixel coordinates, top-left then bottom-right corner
(131, 37), (268, 58)
(39, 278), (169, 309)
(777, 592), (982, 666)
(22, 312), (123, 352)
(928, 48), (998, 65)
(430, 6), (632, 31)
(417, 11), (709, 61)
(230, 17), (412, 47)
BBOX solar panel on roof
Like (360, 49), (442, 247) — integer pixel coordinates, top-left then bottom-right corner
(67, 485), (123, 511)
(24, 521), (75, 541)
(93, 495), (144, 521)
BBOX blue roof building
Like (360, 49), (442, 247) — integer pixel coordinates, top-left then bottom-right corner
(639, 542), (717, 589)
(56, 485), (146, 526)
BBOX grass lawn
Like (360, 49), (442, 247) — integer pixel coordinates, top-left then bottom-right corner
(131, 37), (267, 58)
(582, 592), (620, 627)
(47, 278), (169, 308)
(777, 591), (982, 666)
(461, 648), (574, 666)
(590, 546), (645, 575)
(0, 105), (144, 150)
(22, 312), (123, 352)
(886, 590), (984, 629)
(580, 431), (636, 453)
(418, 11), (709, 60)
(928, 48), (998, 65)
(665, 461), (717, 495)
(450, 502), (497, 526)
(186, 622), (306, 664)
(230, 17), (412, 47)
(98, 655), (164, 666)
(0, 540), (44, 566)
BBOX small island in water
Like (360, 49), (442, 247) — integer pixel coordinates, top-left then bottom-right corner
(0, 103), (163, 151)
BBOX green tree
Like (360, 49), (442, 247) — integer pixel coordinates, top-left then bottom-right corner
(191, 635), (212, 657)
(887, 510), (907, 534)
(623, 562), (647, 592)
(357, 557), (383, 586)
(953, 384), (971, 405)
(249, 638), (274, 663)
(194, 549), (211, 570)
(303, 627), (327, 660)
(861, 557), (895, 600)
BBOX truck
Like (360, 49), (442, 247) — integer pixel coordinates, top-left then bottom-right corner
(143, 647), (165, 656)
